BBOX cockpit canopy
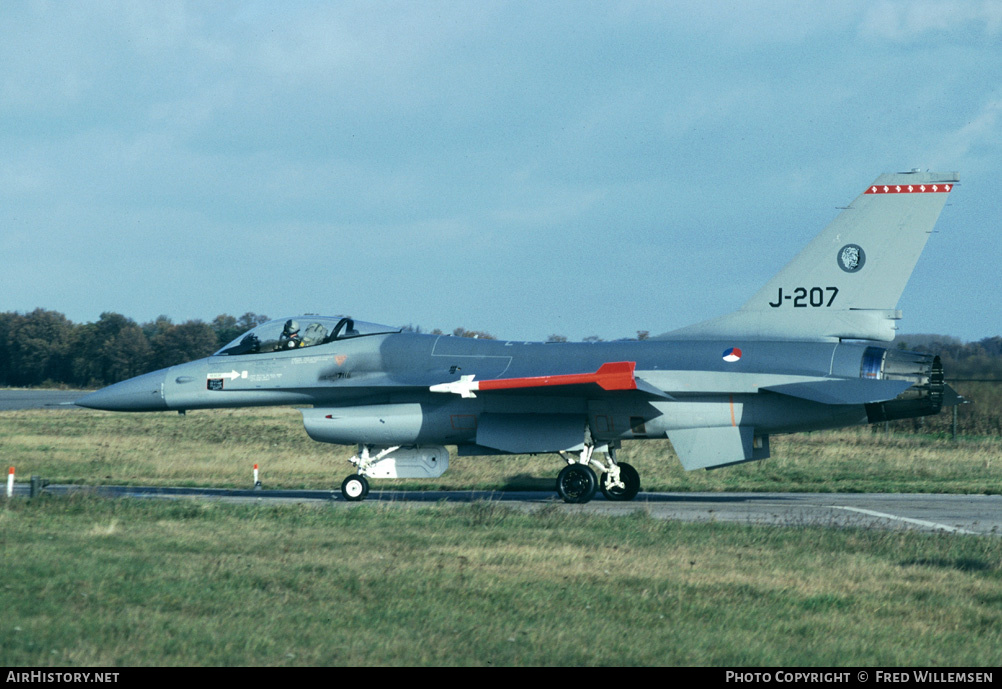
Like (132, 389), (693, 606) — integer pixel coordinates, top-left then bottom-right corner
(214, 316), (401, 356)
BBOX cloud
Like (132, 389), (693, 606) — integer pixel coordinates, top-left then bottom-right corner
(930, 95), (1002, 168)
(860, 0), (1002, 42)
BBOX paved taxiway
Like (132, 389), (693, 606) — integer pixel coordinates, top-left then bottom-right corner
(5, 390), (999, 537)
(0, 389), (85, 410)
(12, 484), (999, 536)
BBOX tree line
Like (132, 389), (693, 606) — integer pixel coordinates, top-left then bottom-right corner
(894, 334), (1002, 381)
(0, 310), (270, 388)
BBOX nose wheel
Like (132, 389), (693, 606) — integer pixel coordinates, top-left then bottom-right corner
(340, 474), (369, 501)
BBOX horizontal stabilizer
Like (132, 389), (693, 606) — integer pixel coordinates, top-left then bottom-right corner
(667, 426), (770, 471)
(763, 378), (914, 405)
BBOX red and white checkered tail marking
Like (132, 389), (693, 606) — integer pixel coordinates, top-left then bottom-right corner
(865, 183), (952, 194)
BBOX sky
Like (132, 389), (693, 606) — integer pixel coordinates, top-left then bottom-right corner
(2, 1), (1001, 343)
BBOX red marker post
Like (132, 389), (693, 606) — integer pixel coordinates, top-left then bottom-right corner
(7, 467), (13, 498)
(253, 463), (261, 490)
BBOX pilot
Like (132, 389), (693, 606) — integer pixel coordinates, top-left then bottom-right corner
(277, 320), (303, 349)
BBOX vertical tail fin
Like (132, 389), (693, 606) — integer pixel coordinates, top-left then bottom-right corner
(668, 171), (958, 342)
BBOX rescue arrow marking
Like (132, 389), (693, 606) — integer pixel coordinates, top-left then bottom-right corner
(207, 370), (248, 381)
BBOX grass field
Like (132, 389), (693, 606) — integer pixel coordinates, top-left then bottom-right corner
(2, 406), (1000, 667)
(1, 406), (999, 495)
(2, 496), (1000, 667)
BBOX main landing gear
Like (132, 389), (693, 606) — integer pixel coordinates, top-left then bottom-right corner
(556, 444), (640, 504)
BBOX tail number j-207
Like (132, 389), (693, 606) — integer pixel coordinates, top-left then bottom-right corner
(769, 286), (839, 308)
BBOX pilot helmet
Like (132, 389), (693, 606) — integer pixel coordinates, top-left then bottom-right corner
(283, 320), (300, 336)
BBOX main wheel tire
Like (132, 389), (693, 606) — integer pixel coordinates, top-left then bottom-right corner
(600, 462), (640, 502)
(341, 474), (369, 501)
(556, 464), (598, 504)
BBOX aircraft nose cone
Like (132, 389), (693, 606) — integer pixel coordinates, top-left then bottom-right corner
(76, 369), (169, 411)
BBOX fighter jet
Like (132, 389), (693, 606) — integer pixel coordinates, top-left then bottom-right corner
(78, 171), (961, 503)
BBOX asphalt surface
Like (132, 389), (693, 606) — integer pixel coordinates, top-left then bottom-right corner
(5, 390), (999, 536)
(10, 483), (999, 536)
(0, 389), (86, 410)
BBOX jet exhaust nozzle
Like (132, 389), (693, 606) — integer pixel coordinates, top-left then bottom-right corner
(861, 347), (945, 423)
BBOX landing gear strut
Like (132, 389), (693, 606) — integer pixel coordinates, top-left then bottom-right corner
(337, 445), (392, 501)
(599, 461), (640, 501)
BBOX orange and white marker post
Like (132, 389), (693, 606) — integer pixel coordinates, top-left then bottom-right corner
(7, 467), (14, 498)
(253, 463), (261, 489)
